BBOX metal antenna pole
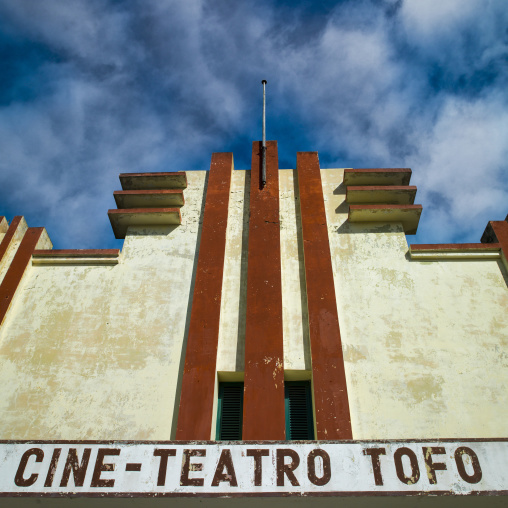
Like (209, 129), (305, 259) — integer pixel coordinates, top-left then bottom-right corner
(261, 80), (267, 187)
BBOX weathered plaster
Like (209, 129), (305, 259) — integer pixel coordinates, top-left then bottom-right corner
(279, 169), (309, 372)
(322, 168), (508, 439)
(0, 172), (205, 440)
(0, 166), (507, 442)
(216, 170), (249, 373)
(216, 169), (311, 375)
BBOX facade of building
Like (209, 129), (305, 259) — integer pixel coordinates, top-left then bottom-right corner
(0, 141), (507, 505)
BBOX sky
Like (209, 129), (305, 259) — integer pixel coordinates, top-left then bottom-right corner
(0, 0), (507, 249)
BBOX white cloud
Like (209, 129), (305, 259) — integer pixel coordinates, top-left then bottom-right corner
(0, 0), (506, 247)
(409, 92), (508, 241)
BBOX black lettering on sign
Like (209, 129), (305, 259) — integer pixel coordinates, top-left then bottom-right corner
(180, 449), (206, 487)
(422, 447), (447, 484)
(60, 448), (92, 487)
(276, 449), (300, 487)
(454, 447), (482, 484)
(211, 449), (238, 486)
(307, 449), (331, 486)
(14, 448), (44, 487)
(394, 447), (420, 485)
(246, 449), (269, 486)
(363, 448), (386, 486)
(153, 449), (176, 487)
(90, 448), (120, 488)
(44, 448), (62, 487)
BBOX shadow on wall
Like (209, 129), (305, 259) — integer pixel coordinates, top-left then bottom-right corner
(125, 225), (180, 236)
(334, 183), (350, 214)
(336, 222), (405, 235)
(235, 171), (250, 372)
(294, 169), (312, 371)
(170, 172), (209, 440)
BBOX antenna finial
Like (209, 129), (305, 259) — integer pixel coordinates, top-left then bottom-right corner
(261, 80), (267, 187)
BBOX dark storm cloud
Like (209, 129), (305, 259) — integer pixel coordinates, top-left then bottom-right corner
(0, 0), (506, 248)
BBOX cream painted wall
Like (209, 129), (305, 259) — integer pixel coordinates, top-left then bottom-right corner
(0, 166), (506, 441)
(0, 172), (206, 440)
(216, 170), (249, 374)
(216, 169), (311, 375)
(321, 168), (508, 439)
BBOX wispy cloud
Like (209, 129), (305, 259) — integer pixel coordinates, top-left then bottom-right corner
(0, 0), (506, 247)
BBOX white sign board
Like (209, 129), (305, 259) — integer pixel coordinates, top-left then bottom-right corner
(0, 440), (506, 497)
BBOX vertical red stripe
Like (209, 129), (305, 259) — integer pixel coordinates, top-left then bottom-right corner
(176, 153), (234, 440)
(296, 152), (353, 440)
(0, 227), (44, 327)
(243, 141), (285, 440)
(490, 221), (508, 264)
(0, 216), (23, 263)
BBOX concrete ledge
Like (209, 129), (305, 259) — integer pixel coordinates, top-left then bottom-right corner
(411, 243), (501, 252)
(32, 258), (119, 266)
(32, 249), (120, 265)
(410, 243), (501, 260)
(346, 186), (417, 205)
(348, 204), (422, 234)
(108, 208), (181, 239)
(114, 190), (184, 208)
(34, 249), (120, 258)
(120, 172), (187, 190)
(344, 168), (411, 186)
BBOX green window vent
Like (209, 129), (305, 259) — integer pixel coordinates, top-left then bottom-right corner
(216, 382), (243, 441)
(285, 381), (314, 440)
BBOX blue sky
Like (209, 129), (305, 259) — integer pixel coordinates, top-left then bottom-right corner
(0, 0), (507, 249)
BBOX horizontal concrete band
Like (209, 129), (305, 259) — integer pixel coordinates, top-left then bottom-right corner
(32, 249), (121, 266)
(119, 172), (187, 190)
(114, 190), (185, 209)
(176, 153), (234, 440)
(346, 186), (417, 205)
(108, 208), (182, 239)
(344, 168), (412, 186)
(33, 250), (120, 258)
(411, 243), (501, 251)
(1, 440), (504, 496)
(411, 239), (506, 264)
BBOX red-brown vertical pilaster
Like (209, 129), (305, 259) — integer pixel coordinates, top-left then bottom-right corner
(296, 152), (353, 440)
(176, 153), (234, 440)
(0, 227), (45, 327)
(489, 221), (508, 262)
(0, 216), (24, 263)
(243, 141), (285, 440)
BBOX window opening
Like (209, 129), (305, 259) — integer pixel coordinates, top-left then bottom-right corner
(285, 381), (314, 440)
(216, 382), (244, 440)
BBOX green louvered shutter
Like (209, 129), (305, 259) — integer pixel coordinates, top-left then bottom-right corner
(285, 381), (314, 440)
(216, 383), (243, 440)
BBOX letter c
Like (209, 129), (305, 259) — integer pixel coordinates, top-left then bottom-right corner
(15, 448), (44, 487)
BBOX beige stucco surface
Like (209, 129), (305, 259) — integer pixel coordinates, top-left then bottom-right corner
(0, 171), (206, 440)
(279, 169), (311, 374)
(0, 166), (507, 442)
(321, 168), (508, 439)
(216, 170), (249, 374)
(216, 169), (311, 377)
